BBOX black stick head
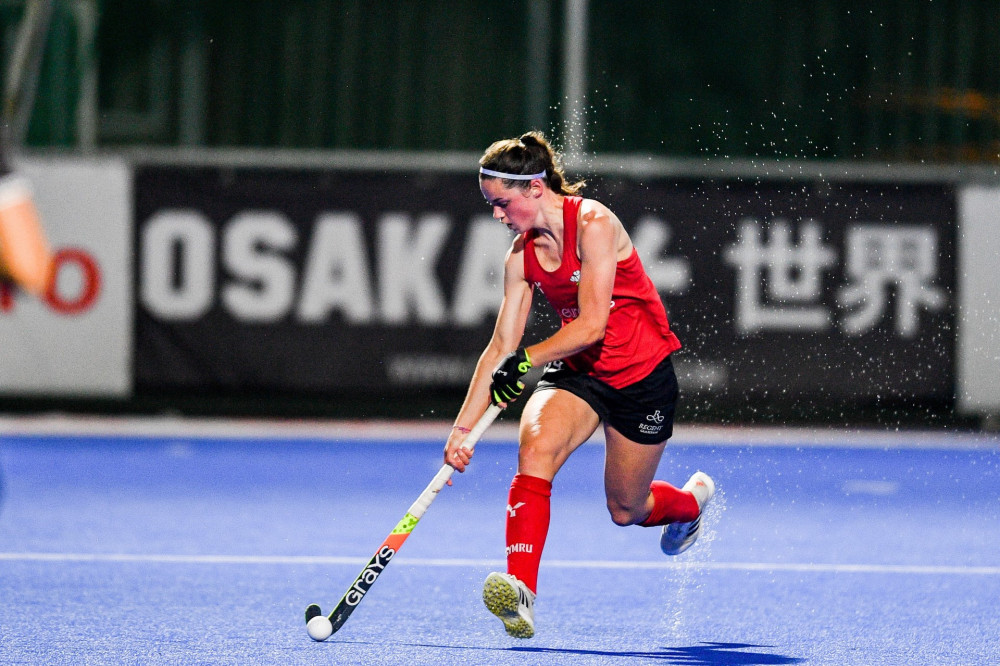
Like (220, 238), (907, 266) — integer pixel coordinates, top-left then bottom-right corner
(304, 603), (323, 623)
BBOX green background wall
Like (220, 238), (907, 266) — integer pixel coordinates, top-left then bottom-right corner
(4, 1), (999, 160)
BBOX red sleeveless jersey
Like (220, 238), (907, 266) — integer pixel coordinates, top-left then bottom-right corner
(522, 196), (681, 388)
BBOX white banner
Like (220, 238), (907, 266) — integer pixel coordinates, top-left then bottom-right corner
(957, 187), (1000, 414)
(0, 158), (132, 397)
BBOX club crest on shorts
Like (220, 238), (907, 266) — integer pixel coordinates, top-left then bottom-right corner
(639, 410), (665, 435)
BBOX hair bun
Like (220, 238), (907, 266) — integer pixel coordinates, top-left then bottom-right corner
(519, 132), (543, 147)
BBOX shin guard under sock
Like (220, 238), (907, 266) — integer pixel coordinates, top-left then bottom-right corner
(505, 473), (552, 594)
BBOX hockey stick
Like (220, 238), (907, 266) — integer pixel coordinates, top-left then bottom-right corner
(304, 403), (503, 640)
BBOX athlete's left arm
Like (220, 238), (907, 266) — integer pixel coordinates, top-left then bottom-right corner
(524, 202), (619, 366)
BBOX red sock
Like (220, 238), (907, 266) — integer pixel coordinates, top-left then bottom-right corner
(505, 473), (551, 594)
(639, 480), (699, 526)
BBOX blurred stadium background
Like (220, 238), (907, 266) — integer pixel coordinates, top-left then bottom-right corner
(1, 0), (999, 429)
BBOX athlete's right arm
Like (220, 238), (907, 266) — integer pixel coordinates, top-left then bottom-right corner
(444, 237), (533, 472)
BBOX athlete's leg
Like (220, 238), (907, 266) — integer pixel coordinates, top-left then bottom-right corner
(485, 388), (601, 636)
(506, 388), (598, 590)
(517, 387), (601, 480)
(602, 425), (673, 526)
(603, 425), (703, 528)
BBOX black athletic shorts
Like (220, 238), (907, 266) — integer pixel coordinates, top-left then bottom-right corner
(533, 354), (679, 445)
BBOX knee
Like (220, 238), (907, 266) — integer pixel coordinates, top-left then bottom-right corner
(606, 499), (645, 527)
(517, 436), (567, 477)
(517, 440), (549, 467)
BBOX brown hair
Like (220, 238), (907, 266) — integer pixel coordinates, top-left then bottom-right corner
(479, 131), (586, 195)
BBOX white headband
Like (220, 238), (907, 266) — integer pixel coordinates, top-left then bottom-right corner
(479, 167), (547, 180)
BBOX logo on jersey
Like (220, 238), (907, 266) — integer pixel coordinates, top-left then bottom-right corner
(570, 270), (580, 283)
(559, 301), (616, 321)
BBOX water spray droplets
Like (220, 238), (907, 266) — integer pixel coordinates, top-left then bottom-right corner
(661, 483), (727, 640)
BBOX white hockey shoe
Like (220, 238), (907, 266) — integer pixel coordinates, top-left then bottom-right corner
(660, 471), (715, 555)
(482, 572), (535, 638)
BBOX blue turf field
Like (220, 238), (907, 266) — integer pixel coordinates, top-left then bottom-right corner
(0, 420), (998, 665)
